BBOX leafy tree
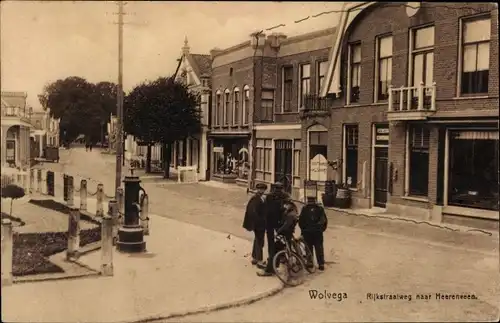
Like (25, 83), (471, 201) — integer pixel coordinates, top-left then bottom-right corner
(124, 77), (201, 178)
(38, 77), (119, 144)
(1, 184), (25, 217)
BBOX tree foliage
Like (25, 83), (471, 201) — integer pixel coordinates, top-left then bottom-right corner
(124, 77), (201, 143)
(124, 77), (201, 177)
(38, 77), (120, 143)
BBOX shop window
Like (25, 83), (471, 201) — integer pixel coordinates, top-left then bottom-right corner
(448, 130), (499, 211)
(344, 125), (358, 188)
(408, 126), (430, 196)
(255, 139), (272, 182)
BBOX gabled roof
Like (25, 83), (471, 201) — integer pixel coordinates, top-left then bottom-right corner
(187, 54), (212, 78)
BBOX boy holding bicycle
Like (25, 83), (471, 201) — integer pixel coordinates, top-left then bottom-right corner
(299, 196), (328, 271)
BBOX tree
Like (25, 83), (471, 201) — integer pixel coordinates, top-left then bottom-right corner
(39, 77), (119, 144)
(1, 184), (25, 217)
(124, 77), (201, 178)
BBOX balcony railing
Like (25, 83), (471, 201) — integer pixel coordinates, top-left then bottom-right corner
(2, 106), (31, 122)
(300, 94), (332, 113)
(388, 82), (437, 121)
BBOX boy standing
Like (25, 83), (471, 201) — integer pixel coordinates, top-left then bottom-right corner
(243, 183), (267, 266)
(299, 196), (328, 271)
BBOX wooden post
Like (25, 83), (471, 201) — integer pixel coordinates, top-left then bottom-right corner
(101, 215), (114, 276)
(1, 219), (13, 286)
(37, 169), (42, 193)
(116, 187), (124, 217)
(80, 180), (87, 211)
(66, 207), (80, 260)
(107, 200), (119, 244)
(96, 184), (104, 217)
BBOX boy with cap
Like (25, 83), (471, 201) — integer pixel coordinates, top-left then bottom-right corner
(299, 196), (328, 271)
(243, 183), (267, 266)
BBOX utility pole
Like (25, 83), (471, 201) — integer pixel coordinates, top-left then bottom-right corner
(114, 0), (124, 193)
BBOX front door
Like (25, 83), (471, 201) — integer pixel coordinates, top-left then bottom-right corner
(374, 147), (389, 207)
(274, 140), (293, 193)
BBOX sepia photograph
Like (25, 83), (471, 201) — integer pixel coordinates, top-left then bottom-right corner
(0, 1), (498, 322)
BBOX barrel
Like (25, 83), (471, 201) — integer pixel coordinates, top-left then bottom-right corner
(325, 180), (336, 195)
(335, 188), (352, 209)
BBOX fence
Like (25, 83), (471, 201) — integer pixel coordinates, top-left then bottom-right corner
(1, 169), (150, 282)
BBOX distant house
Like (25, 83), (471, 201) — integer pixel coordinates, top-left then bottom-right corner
(30, 109), (60, 158)
(1, 91), (33, 169)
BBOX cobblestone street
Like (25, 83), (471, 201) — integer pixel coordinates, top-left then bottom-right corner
(32, 148), (500, 322)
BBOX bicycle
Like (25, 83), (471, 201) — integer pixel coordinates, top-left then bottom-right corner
(272, 234), (307, 286)
(293, 235), (316, 274)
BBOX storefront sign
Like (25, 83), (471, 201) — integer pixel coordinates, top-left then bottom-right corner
(375, 125), (390, 146)
(213, 147), (223, 153)
(309, 154), (328, 182)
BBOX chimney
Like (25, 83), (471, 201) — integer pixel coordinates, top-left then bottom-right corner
(210, 48), (222, 60)
(268, 32), (287, 49)
(250, 31), (266, 49)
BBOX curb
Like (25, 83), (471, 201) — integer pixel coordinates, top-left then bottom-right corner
(126, 283), (285, 323)
(13, 271), (101, 284)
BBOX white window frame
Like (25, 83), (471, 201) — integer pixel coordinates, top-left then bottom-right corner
(347, 42), (361, 105)
(298, 63), (311, 108)
(457, 15), (491, 97)
(317, 60), (328, 95)
(374, 35), (393, 103)
(232, 87), (240, 125)
(281, 65), (294, 113)
(242, 85), (250, 125)
(223, 89), (230, 125)
(408, 25), (435, 99)
(214, 90), (221, 126)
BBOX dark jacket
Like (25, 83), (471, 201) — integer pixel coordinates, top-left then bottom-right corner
(299, 203), (328, 233)
(243, 194), (266, 231)
(264, 191), (290, 230)
(276, 203), (298, 238)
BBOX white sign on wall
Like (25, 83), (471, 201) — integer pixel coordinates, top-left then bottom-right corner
(309, 154), (328, 182)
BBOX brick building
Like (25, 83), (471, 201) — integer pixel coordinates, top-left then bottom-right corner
(303, 2), (498, 229)
(209, 28), (336, 197)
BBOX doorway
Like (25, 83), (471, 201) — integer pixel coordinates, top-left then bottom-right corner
(374, 147), (389, 207)
(274, 140), (293, 193)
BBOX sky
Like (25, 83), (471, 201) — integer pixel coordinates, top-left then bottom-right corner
(1, 1), (343, 110)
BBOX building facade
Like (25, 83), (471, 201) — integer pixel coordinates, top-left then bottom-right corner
(30, 109), (60, 158)
(1, 92), (33, 169)
(305, 2), (498, 229)
(210, 28), (336, 197)
(172, 37), (212, 180)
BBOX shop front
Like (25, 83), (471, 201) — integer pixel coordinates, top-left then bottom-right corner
(210, 135), (250, 185)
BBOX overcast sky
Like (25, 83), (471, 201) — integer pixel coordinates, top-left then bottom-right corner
(1, 1), (343, 110)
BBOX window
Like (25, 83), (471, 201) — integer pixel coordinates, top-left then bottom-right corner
(233, 88), (240, 125)
(293, 140), (301, 187)
(461, 17), (490, 95)
(408, 126), (430, 196)
(308, 131), (328, 181)
(299, 64), (311, 107)
(255, 139), (272, 182)
(317, 61), (328, 95)
(376, 35), (392, 101)
(242, 85), (250, 125)
(261, 89), (274, 121)
(349, 43), (361, 103)
(224, 90), (230, 125)
(282, 66), (293, 112)
(214, 93), (221, 126)
(411, 26), (434, 98)
(344, 125), (358, 188)
(448, 130), (498, 211)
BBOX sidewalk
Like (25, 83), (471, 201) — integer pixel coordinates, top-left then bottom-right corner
(2, 211), (283, 323)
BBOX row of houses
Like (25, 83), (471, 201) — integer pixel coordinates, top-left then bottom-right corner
(1, 91), (60, 170)
(129, 2), (498, 230)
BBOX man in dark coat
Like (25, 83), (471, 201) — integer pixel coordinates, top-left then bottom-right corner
(299, 196), (328, 271)
(243, 183), (267, 265)
(258, 182), (290, 276)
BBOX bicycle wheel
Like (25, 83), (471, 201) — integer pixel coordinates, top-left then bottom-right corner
(296, 238), (316, 273)
(272, 250), (306, 287)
